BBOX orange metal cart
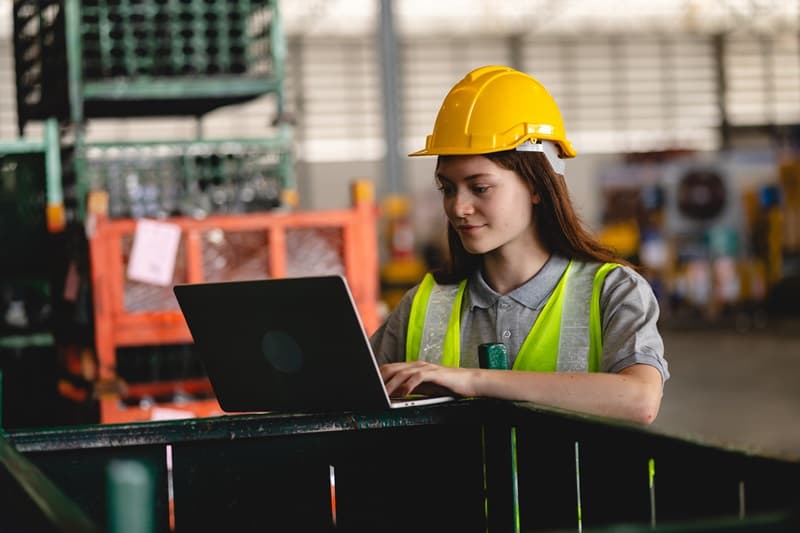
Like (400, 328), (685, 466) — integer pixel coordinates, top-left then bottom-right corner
(87, 180), (379, 423)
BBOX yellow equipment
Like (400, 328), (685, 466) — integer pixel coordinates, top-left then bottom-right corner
(380, 195), (427, 311)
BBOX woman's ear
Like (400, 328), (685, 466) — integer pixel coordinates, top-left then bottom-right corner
(530, 189), (541, 205)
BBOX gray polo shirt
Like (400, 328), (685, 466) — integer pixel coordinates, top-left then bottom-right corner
(370, 255), (669, 382)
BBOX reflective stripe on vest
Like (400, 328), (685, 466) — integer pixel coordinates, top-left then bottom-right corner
(405, 261), (620, 372)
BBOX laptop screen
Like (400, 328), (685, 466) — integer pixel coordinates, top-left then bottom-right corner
(174, 276), (393, 412)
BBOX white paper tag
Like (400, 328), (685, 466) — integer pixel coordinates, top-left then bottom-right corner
(127, 219), (181, 286)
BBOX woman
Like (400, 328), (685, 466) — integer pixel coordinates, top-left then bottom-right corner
(370, 65), (669, 425)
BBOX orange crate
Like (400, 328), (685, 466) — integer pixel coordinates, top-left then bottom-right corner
(88, 180), (380, 423)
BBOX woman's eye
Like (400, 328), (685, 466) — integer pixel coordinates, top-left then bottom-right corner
(473, 185), (490, 194)
(437, 184), (455, 195)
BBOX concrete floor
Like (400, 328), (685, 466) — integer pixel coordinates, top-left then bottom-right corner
(650, 319), (800, 461)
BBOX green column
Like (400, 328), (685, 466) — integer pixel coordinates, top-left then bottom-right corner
(107, 460), (155, 533)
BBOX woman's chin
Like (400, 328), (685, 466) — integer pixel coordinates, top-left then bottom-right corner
(460, 239), (493, 255)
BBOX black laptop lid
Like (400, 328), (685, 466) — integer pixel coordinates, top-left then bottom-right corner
(173, 276), (391, 412)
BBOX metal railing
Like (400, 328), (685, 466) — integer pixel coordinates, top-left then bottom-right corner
(2, 399), (798, 532)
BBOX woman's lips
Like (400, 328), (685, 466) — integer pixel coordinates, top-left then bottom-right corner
(457, 224), (483, 234)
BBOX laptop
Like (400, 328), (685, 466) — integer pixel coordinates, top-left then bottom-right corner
(173, 275), (455, 413)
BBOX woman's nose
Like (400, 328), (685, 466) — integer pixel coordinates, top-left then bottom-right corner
(449, 191), (474, 219)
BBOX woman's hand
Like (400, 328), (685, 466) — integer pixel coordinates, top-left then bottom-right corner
(379, 361), (478, 398)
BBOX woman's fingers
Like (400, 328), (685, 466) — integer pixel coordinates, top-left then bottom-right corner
(379, 362), (460, 397)
(380, 362), (431, 396)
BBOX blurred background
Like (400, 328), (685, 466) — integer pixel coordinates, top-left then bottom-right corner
(0, 0), (798, 457)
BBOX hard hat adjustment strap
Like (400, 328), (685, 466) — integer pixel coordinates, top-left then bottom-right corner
(515, 140), (566, 175)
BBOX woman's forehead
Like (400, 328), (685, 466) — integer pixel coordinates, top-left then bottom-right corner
(436, 155), (503, 177)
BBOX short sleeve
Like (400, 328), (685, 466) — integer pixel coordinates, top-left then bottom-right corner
(600, 266), (670, 383)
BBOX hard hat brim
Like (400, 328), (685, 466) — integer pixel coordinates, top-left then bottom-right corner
(408, 139), (577, 158)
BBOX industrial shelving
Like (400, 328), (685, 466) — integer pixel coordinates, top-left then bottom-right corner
(12, 0), (294, 219)
(13, 0), (287, 126)
(9, 0), (376, 425)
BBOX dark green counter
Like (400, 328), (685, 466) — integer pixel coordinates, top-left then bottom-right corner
(3, 399), (799, 532)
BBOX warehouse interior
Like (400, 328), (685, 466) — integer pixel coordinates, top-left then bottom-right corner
(1, 0), (799, 468)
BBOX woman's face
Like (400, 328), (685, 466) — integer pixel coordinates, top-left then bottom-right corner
(436, 155), (540, 256)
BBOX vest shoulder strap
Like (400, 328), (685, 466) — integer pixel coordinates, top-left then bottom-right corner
(406, 273), (435, 361)
(557, 261), (620, 372)
(589, 262), (621, 371)
(407, 273), (465, 364)
(557, 261), (601, 371)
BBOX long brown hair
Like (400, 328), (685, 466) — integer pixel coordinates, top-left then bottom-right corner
(433, 150), (633, 284)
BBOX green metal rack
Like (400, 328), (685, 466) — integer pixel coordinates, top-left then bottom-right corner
(9, 1), (297, 431)
(78, 126), (293, 220)
(13, 0), (287, 128)
(12, 0), (294, 221)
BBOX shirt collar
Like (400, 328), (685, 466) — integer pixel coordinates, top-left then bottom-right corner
(468, 255), (569, 311)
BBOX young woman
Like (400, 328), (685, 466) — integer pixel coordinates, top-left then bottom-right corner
(370, 65), (669, 425)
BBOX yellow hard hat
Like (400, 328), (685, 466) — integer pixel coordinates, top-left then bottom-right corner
(409, 65), (576, 159)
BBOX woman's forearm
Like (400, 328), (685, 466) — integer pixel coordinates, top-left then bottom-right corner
(472, 364), (663, 424)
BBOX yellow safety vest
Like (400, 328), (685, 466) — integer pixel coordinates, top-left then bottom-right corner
(405, 260), (620, 372)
